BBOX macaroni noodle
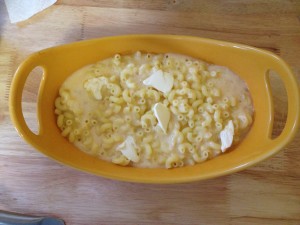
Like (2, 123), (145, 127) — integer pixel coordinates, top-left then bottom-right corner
(55, 52), (253, 169)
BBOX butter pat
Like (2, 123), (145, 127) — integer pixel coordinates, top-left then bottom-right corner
(220, 120), (234, 152)
(143, 70), (174, 94)
(116, 136), (140, 162)
(84, 77), (107, 100)
(153, 103), (170, 134)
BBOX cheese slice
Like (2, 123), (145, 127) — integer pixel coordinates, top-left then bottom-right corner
(143, 70), (174, 94)
(153, 103), (170, 134)
(116, 136), (140, 162)
(220, 120), (234, 152)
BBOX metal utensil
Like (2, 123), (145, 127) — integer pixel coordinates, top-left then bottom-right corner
(0, 210), (65, 225)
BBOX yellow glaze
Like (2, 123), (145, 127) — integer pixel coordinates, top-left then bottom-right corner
(9, 35), (300, 183)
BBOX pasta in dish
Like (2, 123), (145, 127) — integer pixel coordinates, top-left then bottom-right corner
(55, 52), (253, 168)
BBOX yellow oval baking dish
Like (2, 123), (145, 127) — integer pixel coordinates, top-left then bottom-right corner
(9, 35), (300, 183)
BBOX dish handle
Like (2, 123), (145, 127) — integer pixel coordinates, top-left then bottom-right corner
(9, 53), (45, 143)
(264, 53), (300, 149)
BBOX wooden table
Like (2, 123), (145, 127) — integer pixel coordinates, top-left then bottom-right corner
(1, 1), (300, 224)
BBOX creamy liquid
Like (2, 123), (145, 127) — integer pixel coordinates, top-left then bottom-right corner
(56, 52), (254, 168)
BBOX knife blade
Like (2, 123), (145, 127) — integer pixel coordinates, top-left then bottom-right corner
(0, 210), (65, 225)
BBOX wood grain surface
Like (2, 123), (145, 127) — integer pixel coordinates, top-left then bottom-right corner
(1, 1), (300, 224)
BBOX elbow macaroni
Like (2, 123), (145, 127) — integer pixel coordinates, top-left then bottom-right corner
(55, 51), (254, 169)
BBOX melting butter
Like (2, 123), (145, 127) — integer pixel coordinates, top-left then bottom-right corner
(220, 120), (234, 152)
(116, 136), (140, 162)
(84, 77), (108, 100)
(143, 70), (174, 94)
(153, 103), (170, 134)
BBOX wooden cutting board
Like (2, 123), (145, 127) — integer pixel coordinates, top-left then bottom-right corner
(0, 1), (300, 224)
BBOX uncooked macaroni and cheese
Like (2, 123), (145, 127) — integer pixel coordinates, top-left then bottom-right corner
(55, 52), (253, 168)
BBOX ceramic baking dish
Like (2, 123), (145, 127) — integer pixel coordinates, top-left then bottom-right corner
(9, 35), (300, 183)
